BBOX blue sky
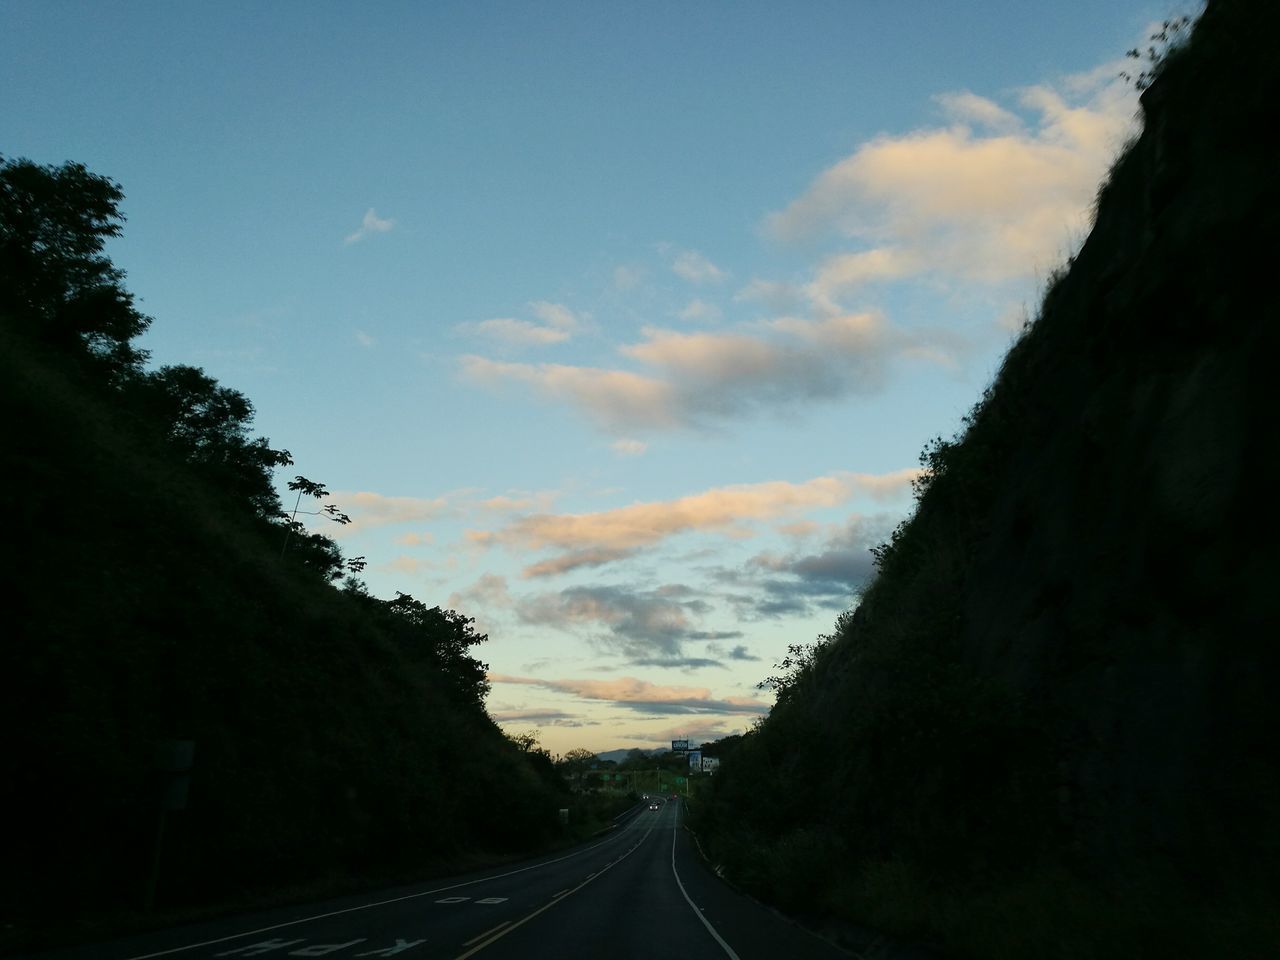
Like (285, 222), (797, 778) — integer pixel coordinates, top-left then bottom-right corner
(2, 0), (1194, 755)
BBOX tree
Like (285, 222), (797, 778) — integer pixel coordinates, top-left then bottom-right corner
(381, 594), (491, 706)
(0, 155), (149, 380)
(136, 364), (294, 519)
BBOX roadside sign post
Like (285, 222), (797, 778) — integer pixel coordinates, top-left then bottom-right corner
(145, 739), (195, 910)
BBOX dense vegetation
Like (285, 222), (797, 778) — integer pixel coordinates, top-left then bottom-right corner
(0, 155), (571, 950)
(695, 1), (1279, 956)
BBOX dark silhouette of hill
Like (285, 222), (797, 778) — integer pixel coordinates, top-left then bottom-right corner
(0, 156), (568, 952)
(696, 1), (1279, 956)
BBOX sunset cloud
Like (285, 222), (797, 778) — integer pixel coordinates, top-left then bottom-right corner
(474, 469), (919, 578)
(462, 312), (948, 433)
(766, 71), (1135, 290)
(460, 356), (679, 431)
(489, 673), (768, 715)
(331, 490), (451, 534)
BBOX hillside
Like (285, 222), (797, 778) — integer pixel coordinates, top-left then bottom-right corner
(0, 161), (569, 951)
(697, 0), (1279, 956)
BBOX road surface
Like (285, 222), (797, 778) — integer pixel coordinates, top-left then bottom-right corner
(28, 801), (849, 960)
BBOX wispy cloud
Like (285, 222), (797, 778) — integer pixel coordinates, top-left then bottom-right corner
(489, 673), (768, 715)
(460, 356), (680, 431)
(470, 470), (919, 578)
(462, 313), (952, 433)
(331, 491), (451, 534)
(676, 299), (723, 323)
(344, 207), (395, 245)
(447, 572), (512, 613)
(671, 249), (728, 284)
(457, 301), (586, 349)
(611, 438), (648, 457)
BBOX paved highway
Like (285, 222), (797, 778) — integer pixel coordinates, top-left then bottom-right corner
(29, 801), (850, 960)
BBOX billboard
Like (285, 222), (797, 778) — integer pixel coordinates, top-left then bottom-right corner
(671, 739), (689, 752)
(701, 756), (720, 773)
(688, 750), (702, 771)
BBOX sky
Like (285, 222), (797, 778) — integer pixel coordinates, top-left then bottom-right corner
(2, 0), (1196, 756)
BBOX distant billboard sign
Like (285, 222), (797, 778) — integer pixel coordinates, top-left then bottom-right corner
(701, 756), (720, 773)
(688, 750), (702, 771)
(671, 739), (689, 752)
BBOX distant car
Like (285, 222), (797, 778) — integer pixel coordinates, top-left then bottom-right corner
(670, 794), (677, 800)
(648, 802), (659, 810)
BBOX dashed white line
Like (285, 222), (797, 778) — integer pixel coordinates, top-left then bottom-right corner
(122, 821), (642, 960)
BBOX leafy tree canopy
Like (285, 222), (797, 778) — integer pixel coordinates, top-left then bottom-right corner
(0, 155), (149, 379)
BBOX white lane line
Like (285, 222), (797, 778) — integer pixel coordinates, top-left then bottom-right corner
(461, 921), (510, 947)
(122, 826), (640, 960)
(451, 817), (658, 960)
(671, 804), (741, 960)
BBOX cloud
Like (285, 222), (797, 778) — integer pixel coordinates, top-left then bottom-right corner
(765, 70), (1136, 290)
(933, 91), (1024, 133)
(613, 265), (643, 290)
(671, 250), (728, 284)
(489, 673), (768, 715)
(727, 645), (761, 661)
(463, 314), (949, 433)
(479, 472), (917, 571)
(457, 301), (585, 349)
(489, 708), (579, 724)
(383, 555), (431, 576)
(460, 356), (680, 431)
(344, 207), (395, 245)
(806, 247), (923, 313)
(460, 317), (570, 347)
(611, 438), (648, 457)
(517, 584), (714, 664)
(643, 718), (750, 747)
(395, 531), (435, 546)
(719, 513), (899, 619)
(447, 573), (512, 613)
(735, 278), (806, 314)
(677, 299), (723, 323)
(332, 491), (450, 534)
(354, 330), (376, 347)
(521, 547), (638, 578)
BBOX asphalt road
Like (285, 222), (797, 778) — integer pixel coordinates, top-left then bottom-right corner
(27, 801), (850, 960)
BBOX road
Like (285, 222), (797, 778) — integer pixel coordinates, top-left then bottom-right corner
(28, 801), (850, 960)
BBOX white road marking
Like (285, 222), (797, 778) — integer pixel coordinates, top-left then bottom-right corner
(289, 941), (365, 956)
(122, 823), (640, 960)
(450, 816), (659, 960)
(671, 805), (741, 960)
(353, 941), (425, 957)
(215, 939), (304, 956)
(474, 898), (507, 905)
(434, 897), (470, 904)
(461, 922), (510, 947)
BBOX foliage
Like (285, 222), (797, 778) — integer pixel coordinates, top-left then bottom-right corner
(0, 155), (149, 380)
(699, 4), (1280, 956)
(1119, 15), (1196, 90)
(0, 154), (568, 950)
